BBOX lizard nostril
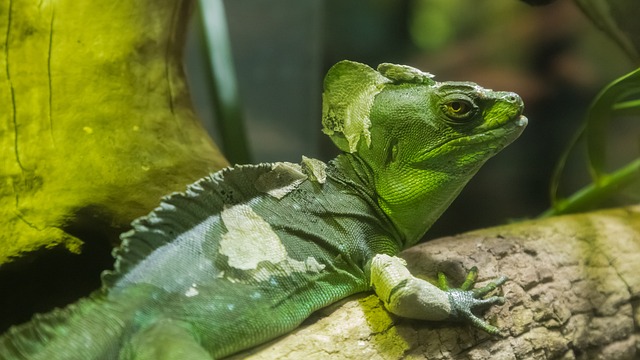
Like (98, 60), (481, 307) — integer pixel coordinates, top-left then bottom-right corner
(505, 94), (518, 103)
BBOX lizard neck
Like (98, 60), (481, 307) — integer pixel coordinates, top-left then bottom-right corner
(329, 153), (376, 195)
(328, 152), (483, 249)
(374, 162), (480, 247)
(327, 153), (407, 246)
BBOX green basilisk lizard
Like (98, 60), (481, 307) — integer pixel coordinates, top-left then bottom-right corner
(0, 61), (527, 359)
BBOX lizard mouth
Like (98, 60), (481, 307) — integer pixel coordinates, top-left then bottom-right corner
(411, 114), (527, 168)
(444, 113), (527, 146)
(454, 114), (528, 146)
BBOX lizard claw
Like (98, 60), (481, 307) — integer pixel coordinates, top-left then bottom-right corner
(438, 269), (508, 335)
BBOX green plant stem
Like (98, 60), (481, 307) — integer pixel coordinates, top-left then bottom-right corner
(540, 157), (640, 217)
(197, 0), (251, 164)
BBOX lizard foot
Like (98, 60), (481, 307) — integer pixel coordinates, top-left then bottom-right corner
(438, 267), (507, 335)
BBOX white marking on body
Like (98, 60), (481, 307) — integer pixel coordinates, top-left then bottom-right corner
(254, 162), (307, 199)
(219, 204), (325, 280)
(304, 256), (326, 273)
(185, 283), (199, 297)
(301, 156), (327, 184)
(219, 204), (288, 270)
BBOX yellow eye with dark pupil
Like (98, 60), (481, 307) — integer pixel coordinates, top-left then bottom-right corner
(448, 101), (468, 113)
(441, 99), (474, 122)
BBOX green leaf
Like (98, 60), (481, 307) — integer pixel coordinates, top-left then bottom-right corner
(544, 67), (640, 217)
(586, 67), (640, 180)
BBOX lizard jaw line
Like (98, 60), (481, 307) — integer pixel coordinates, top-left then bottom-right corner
(410, 114), (527, 168)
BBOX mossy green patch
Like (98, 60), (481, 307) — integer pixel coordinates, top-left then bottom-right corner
(0, 0), (227, 264)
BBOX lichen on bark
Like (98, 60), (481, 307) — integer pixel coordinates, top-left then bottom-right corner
(0, 0), (227, 331)
(0, 0), (227, 263)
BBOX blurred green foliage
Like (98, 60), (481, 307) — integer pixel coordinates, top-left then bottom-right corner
(410, 0), (458, 51)
(197, 0), (251, 164)
(545, 67), (640, 216)
(540, 0), (640, 216)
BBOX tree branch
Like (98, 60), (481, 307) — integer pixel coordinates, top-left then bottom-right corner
(233, 206), (640, 359)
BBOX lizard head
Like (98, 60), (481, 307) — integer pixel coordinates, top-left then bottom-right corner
(322, 61), (527, 245)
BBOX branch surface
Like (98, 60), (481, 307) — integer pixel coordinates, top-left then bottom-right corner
(233, 206), (640, 359)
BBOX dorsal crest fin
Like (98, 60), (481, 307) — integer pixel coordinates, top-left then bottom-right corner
(100, 163), (276, 290)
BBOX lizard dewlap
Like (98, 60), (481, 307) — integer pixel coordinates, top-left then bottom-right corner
(0, 61), (526, 359)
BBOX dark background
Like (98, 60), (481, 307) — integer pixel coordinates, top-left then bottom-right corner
(187, 0), (636, 239)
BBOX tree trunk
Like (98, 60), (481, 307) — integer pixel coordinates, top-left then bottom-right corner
(232, 206), (640, 359)
(0, 0), (226, 331)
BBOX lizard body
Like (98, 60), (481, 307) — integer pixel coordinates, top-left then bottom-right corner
(0, 61), (526, 359)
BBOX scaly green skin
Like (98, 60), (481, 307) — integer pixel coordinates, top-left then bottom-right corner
(0, 61), (526, 359)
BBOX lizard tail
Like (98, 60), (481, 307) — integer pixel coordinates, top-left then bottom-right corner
(0, 294), (128, 360)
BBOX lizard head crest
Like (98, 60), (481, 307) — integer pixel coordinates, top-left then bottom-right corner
(321, 61), (435, 153)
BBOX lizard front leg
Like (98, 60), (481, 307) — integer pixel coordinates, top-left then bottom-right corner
(369, 254), (506, 334)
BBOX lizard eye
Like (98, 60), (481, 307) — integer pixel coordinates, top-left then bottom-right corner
(441, 98), (476, 123)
